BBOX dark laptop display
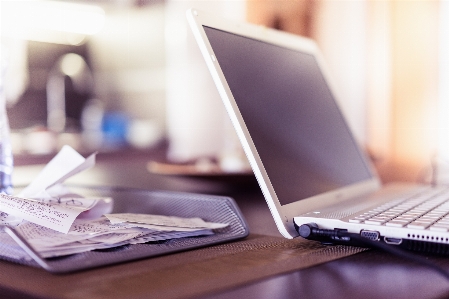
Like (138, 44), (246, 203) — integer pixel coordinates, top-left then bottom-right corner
(203, 27), (372, 205)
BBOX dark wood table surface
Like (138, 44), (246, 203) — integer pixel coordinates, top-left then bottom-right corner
(3, 149), (449, 299)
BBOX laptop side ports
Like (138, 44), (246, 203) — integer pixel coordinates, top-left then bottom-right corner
(360, 230), (380, 241)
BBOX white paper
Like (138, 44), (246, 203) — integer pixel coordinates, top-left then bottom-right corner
(18, 145), (95, 199)
(86, 231), (150, 245)
(39, 242), (128, 258)
(124, 222), (213, 232)
(16, 218), (147, 248)
(77, 197), (114, 220)
(128, 229), (214, 244)
(69, 217), (137, 235)
(16, 221), (94, 248)
(0, 194), (99, 233)
(0, 146), (108, 233)
(0, 146), (223, 260)
(13, 217), (215, 258)
(105, 213), (228, 229)
(0, 211), (22, 227)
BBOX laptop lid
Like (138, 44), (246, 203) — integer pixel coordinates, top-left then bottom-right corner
(186, 8), (381, 239)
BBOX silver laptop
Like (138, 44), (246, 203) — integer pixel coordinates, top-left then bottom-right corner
(186, 8), (449, 253)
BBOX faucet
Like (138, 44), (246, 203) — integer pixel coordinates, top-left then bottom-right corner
(46, 53), (93, 133)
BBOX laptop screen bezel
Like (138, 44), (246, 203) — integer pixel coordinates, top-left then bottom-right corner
(186, 8), (381, 238)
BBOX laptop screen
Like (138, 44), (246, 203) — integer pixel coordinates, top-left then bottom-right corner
(203, 26), (373, 206)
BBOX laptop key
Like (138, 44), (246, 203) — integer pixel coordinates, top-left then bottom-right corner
(407, 222), (430, 229)
(429, 226), (449, 232)
(365, 219), (385, 225)
(345, 188), (449, 232)
(385, 220), (409, 227)
(348, 219), (363, 223)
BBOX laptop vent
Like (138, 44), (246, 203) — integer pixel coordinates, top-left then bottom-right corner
(406, 233), (449, 243)
(402, 239), (449, 255)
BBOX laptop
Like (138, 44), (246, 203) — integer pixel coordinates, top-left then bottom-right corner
(186, 8), (449, 254)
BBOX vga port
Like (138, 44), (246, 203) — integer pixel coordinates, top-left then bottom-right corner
(360, 230), (380, 241)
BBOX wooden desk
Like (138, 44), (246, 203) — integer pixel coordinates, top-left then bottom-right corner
(3, 151), (449, 299)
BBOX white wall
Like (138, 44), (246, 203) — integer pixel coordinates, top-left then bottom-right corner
(88, 4), (166, 128)
(164, 1), (246, 162)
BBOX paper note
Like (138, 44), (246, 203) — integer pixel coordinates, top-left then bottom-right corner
(12, 216), (216, 258)
(105, 213), (229, 229)
(69, 217), (137, 235)
(16, 222), (95, 248)
(128, 229), (214, 244)
(0, 146), (108, 233)
(123, 222), (214, 232)
(0, 212), (22, 227)
(0, 194), (99, 233)
(85, 231), (150, 245)
(0, 146), (227, 261)
(16, 219), (148, 248)
(18, 145), (96, 199)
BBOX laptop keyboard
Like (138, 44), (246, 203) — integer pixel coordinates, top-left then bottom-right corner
(348, 187), (449, 232)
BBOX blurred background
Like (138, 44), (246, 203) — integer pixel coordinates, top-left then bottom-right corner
(0, 0), (448, 185)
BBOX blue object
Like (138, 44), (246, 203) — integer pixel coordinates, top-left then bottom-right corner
(101, 112), (130, 147)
